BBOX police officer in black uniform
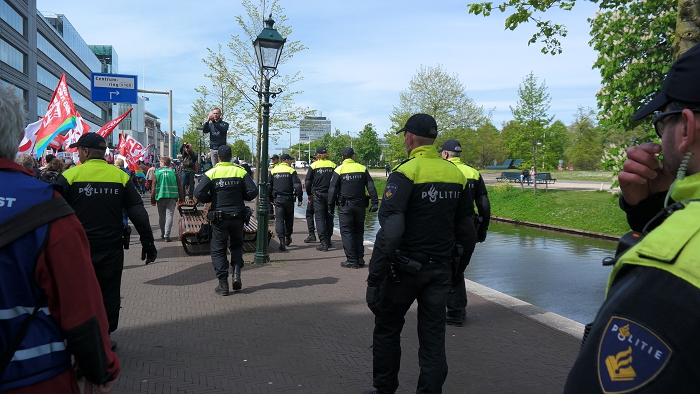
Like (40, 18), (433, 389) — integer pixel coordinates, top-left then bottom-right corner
(194, 145), (258, 296)
(57, 132), (157, 350)
(304, 155), (318, 243)
(202, 107), (228, 165)
(305, 146), (336, 251)
(328, 147), (379, 268)
(440, 139), (489, 327)
(269, 153), (303, 251)
(363, 114), (476, 394)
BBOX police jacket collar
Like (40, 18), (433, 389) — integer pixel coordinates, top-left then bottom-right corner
(409, 145), (440, 159)
(214, 162), (234, 168)
(342, 158), (356, 164)
(447, 157), (463, 165)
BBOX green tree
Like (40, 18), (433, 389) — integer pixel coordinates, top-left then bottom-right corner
(389, 64), (490, 135)
(564, 108), (604, 170)
(201, 0), (310, 181)
(354, 123), (382, 166)
(510, 72), (553, 193)
(542, 119), (568, 170)
(185, 89), (211, 149)
(500, 120), (531, 163)
(231, 139), (253, 162)
(472, 122), (506, 168)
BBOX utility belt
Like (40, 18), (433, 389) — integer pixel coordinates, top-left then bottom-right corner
(338, 195), (370, 207)
(390, 250), (445, 281)
(207, 210), (246, 224)
(274, 194), (296, 201)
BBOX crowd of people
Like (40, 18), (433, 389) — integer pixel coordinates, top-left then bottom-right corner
(5, 43), (700, 393)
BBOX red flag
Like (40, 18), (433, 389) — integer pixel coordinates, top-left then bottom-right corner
(48, 133), (66, 150)
(118, 132), (151, 169)
(18, 119), (43, 155)
(63, 112), (91, 151)
(35, 74), (77, 156)
(98, 108), (133, 139)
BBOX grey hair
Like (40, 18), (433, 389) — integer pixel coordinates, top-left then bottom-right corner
(14, 153), (35, 172)
(0, 86), (27, 159)
(444, 150), (461, 158)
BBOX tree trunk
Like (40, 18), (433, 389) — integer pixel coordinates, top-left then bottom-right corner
(671, 0), (700, 60)
(532, 143), (538, 195)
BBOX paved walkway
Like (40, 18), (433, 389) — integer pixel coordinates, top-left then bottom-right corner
(109, 200), (584, 393)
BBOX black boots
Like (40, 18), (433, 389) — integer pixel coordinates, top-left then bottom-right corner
(286, 236), (292, 246)
(232, 265), (242, 291)
(215, 278), (229, 296)
(304, 233), (317, 243)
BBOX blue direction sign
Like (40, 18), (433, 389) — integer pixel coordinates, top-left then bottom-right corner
(91, 73), (138, 104)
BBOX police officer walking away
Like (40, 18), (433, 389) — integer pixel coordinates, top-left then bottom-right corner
(328, 147), (379, 268)
(194, 145), (258, 296)
(202, 108), (228, 165)
(57, 133), (157, 350)
(364, 114), (476, 394)
(305, 146), (336, 251)
(440, 139), (488, 327)
(269, 153), (303, 251)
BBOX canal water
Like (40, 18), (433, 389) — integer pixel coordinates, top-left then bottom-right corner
(294, 204), (618, 325)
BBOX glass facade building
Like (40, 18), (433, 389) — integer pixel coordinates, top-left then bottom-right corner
(299, 115), (332, 143)
(0, 0), (114, 143)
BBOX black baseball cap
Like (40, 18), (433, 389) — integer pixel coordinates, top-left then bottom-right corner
(217, 145), (232, 157)
(633, 44), (700, 120)
(342, 147), (355, 158)
(440, 139), (462, 153)
(396, 114), (438, 138)
(316, 146), (327, 154)
(280, 153), (292, 161)
(271, 154), (280, 160)
(69, 132), (107, 149)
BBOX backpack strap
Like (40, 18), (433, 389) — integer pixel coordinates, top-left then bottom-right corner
(0, 197), (75, 249)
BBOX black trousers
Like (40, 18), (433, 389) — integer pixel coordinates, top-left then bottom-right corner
(181, 171), (195, 197)
(274, 198), (295, 239)
(338, 202), (366, 263)
(373, 263), (451, 394)
(312, 193), (334, 245)
(445, 240), (476, 319)
(90, 240), (124, 333)
(211, 217), (245, 280)
(306, 200), (315, 234)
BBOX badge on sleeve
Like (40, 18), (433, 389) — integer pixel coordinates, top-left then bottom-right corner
(597, 316), (672, 393)
(384, 183), (398, 201)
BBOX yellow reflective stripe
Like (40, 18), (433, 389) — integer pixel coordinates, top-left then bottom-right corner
(397, 146), (467, 186)
(311, 159), (336, 170)
(271, 163), (295, 174)
(447, 158), (479, 180)
(62, 159), (130, 186)
(336, 160), (366, 175)
(206, 163), (248, 180)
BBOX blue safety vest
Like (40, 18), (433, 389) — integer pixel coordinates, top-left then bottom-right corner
(0, 170), (71, 390)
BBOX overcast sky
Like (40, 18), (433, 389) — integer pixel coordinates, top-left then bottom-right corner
(37, 0), (601, 151)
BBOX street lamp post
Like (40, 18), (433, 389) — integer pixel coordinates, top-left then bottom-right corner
(252, 15), (286, 265)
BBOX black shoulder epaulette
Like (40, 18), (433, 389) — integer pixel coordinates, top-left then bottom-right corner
(392, 157), (414, 172)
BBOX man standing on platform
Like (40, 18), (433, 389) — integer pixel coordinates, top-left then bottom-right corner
(305, 147), (336, 251)
(440, 139), (487, 327)
(194, 145), (258, 296)
(364, 114), (475, 394)
(202, 108), (228, 165)
(269, 154), (303, 251)
(328, 147), (379, 268)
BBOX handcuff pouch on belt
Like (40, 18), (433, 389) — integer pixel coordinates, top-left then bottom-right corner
(390, 253), (422, 282)
(207, 210), (243, 224)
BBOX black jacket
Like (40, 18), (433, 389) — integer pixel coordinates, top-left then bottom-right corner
(202, 120), (229, 149)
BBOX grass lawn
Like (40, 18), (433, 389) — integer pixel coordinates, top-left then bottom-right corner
(372, 178), (630, 237)
(479, 169), (614, 182)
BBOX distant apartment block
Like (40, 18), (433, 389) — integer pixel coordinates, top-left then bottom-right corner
(299, 115), (331, 143)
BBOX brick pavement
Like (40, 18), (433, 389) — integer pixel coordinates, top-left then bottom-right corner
(108, 200), (583, 393)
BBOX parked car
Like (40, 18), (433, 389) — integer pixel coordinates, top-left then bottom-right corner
(294, 161), (309, 169)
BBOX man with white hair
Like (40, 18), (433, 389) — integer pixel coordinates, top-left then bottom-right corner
(0, 86), (120, 393)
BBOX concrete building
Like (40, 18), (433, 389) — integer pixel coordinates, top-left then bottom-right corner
(299, 114), (331, 143)
(1, 1), (112, 141)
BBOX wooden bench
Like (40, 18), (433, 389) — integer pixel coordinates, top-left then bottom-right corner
(496, 172), (523, 183)
(535, 172), (556, 184)
(177, 199), (272, 256)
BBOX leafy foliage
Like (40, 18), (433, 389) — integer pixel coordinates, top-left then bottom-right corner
(510, 72), (554, 169)
(564, 107), (604, 170)
(589, 0), (677, 130)
(231, 139), (253, 162)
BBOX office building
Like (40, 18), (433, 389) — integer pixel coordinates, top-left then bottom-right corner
(299, 114), (331, 143)
(1, 0), (114, 142)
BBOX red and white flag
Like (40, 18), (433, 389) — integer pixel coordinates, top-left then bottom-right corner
(34, 74), (77, 156)
(63, 112), (92, 151)
(118, 132), (151, 169)
(17, 119), (43, 155)
(98, 108), (133, 139)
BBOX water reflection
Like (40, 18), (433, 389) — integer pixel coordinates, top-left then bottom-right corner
(295, 203), (616, 325)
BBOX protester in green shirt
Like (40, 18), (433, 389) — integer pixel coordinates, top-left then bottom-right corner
(150, 156), (184, 242)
